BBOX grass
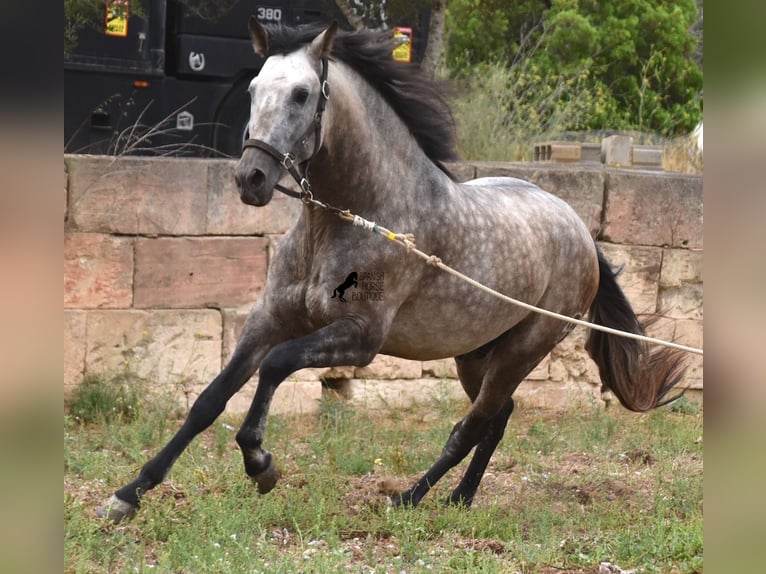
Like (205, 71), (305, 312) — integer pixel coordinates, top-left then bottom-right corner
(65, 384), (703, 573)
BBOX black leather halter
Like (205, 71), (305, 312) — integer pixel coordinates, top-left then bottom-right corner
(242, 58), (330, 200)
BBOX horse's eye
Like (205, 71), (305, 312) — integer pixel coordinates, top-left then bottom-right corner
(292, 87), (310, 105)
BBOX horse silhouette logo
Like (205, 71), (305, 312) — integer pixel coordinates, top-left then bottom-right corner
(331, 272), (358, 302)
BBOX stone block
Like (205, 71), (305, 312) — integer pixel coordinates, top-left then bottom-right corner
(601, 135), (633, 167)
(64, 232), (133, 308)
(672, 319), (703, 390)
(84, 309), (222, 409)
(270, 380), (323, 415)
(597, 243), (663, 315)
(660, 249), (703, 288)
(548, 326), (601, 385)
(355, 354), (422, 379)
(64, 310), (86, 390)
(349, 379), (467, 411)
(206, 160), (302, 235)
(223, 379), (323, 415)
(658, 284), (703, 321)
(526, 355), (550, 381)
(471, 162), (605, 235)
(65, 155), (208, 235)
(603, 170), (703, 248)
(657, 249), (703, 321)
(221, 304), (254, 363)
(134, 237), (268, 308)
(421, 359), (458, 379)
(631, 146), (663, 170)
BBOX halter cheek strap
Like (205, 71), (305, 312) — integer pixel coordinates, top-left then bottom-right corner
(242, 58), (330, 201)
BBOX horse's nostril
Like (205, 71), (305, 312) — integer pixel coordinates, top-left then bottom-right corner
(246, 169), (266, 190)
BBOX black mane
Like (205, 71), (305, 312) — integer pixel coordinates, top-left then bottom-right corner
(262, 23), (459, 166)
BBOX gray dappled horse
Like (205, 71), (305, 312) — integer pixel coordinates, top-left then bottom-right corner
(99, 21), (685, 523)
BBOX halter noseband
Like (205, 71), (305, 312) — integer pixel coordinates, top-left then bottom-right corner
(242, 58), (330, 201)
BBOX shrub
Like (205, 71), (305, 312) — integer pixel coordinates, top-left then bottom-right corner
(452, 59), (599, 161)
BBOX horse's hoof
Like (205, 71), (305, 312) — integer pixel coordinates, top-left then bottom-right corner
(392, 491), (415, 508)
(95, 495), (137, 524)
(250, 460), (282, 494)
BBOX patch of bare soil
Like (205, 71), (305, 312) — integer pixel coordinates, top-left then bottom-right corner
(342, 471), (412, 514)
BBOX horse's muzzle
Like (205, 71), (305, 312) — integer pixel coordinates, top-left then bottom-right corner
(235, 167), (274, 206)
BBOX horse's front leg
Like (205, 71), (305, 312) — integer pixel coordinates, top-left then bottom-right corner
(96, 304), (284, 523)
(234, 318), (380, 493)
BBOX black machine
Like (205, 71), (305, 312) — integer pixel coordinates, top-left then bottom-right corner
(64, 0), (428, 157)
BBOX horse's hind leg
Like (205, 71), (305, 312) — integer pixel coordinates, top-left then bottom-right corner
(446, 398), (515, 507)
(393, 384), (507, 508)
(395, 314), (568, 508)
(445, 314), (576, 507)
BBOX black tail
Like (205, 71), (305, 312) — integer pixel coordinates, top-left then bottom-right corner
(585, 248), (687, 412)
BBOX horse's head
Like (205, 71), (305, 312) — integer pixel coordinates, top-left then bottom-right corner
(234, 19), (337, 206)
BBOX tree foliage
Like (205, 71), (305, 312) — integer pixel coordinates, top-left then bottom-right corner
(64, 0), (103, 58)
(446, 0), (703, 136)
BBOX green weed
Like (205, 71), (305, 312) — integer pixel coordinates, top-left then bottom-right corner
(66, 371), (146, 424)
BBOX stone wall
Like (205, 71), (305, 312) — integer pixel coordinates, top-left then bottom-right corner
(63, 155), (703, 414)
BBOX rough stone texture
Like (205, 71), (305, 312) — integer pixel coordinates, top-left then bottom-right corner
(526, 355), (551, 381)
(548, 327), (601, 385)
(270, 380), (323, 415)
(421, 359), (458, 379)
(65, 155), (208, 235)
(64, 311), (86, 390)
(206, 160), (302, 235)
(355, 355), (422, 380)
(349, 379), (466, 410)
(221, 305), (254, 363)
(658, 283), (703, 321)
(84, 309), (222, 409)
(602, 135), (633, 167)
(134, 237), (268, 308)
(658, 249), (703, 320)
(470, 162), (605, 235)
(660, 248), (703, 287)
(603, 170), (703, 249)
(64, 232), (133, 308)
(597, 242), (663, 315)
(672, 319), (704, 390)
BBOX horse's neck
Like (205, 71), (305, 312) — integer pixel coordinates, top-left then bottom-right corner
(310, 65), (447, 214)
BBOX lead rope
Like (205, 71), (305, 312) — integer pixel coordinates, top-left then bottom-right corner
(297, 193), (704, 356)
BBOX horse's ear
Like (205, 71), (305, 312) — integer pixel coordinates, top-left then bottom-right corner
(248, 16), (269, 56)
(309, 21), (338, 60)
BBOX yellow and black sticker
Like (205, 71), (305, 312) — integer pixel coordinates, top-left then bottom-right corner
(392, 27), (412, 63)
(105, 0), (130, 37)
